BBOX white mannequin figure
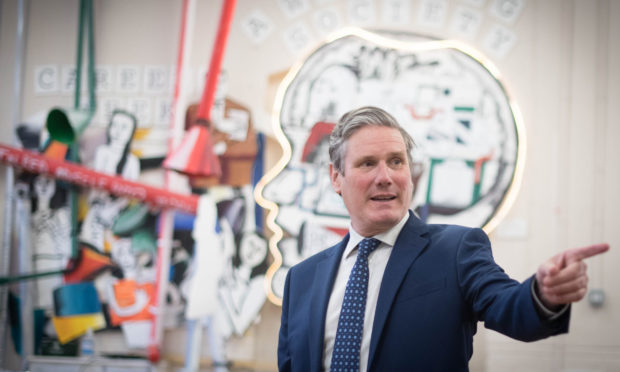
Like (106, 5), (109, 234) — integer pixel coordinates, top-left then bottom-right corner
(183, 187), (268, 372)
(182, 192), (230, 372)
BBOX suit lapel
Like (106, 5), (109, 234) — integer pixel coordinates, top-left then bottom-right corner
(308, 235), (349, 371)
(368, 214), (429, 369)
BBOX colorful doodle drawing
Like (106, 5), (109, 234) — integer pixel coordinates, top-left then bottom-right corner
(257, 28), (525, 304)
(79, 110), (140, 253)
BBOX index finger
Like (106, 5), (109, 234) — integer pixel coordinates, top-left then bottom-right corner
(566, 243), (610, 265)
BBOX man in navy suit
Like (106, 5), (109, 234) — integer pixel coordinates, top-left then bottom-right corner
(277, 106), (609, 371)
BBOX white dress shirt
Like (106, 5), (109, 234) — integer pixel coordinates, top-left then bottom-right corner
(322, 214), (409, 372)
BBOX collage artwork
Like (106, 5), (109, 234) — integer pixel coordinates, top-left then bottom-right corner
(14, 72), (268, 359)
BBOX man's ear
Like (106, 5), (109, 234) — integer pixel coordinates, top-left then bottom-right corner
(330, 163), (342, 196)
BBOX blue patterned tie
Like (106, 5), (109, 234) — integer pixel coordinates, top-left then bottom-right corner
(330, 238), (381, 372)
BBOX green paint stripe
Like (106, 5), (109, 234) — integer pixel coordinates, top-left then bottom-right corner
(454, 106), (475, 112)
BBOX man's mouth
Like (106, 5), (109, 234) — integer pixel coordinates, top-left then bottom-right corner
(371, 195), (396, 201)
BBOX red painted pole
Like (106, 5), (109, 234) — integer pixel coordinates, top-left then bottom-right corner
(195, 0), (237, 122)
(148, 0), (192, 362)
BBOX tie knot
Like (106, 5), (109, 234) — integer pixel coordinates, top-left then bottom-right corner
(358, 238), (380, 259)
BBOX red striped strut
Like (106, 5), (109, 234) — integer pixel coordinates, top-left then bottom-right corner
(0, 143), (199, 214)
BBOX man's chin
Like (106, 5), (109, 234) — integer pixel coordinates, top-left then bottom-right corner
(361, 214), (402, 234)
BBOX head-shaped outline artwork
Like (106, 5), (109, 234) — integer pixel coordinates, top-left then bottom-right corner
(255, 28), (526, 305)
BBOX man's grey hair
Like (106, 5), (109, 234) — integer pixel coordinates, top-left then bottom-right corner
(328, 106), (416, 174)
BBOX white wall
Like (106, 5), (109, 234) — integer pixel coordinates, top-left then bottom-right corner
(1, 0), (618, 371)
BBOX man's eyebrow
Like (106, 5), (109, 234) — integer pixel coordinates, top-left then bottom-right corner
(355, 155), (376, 162)
(353, 151), (406, 162)
(386, 151), (407, 158)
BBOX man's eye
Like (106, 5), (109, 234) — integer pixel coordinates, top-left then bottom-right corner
(391, 158), (403, 166)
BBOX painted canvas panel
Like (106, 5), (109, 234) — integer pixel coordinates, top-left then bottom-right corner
(258, 29), (524, 302)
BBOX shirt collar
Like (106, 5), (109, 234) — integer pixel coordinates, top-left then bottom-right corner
(344, 211), (410, 258)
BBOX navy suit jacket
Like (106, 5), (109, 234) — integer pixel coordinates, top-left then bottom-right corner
(278, 213), (570, 371)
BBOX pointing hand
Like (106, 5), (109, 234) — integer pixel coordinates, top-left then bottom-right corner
(536, 243), (609, 309)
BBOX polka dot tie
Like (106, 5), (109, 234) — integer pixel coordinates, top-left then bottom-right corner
(330, 238), (381, 372)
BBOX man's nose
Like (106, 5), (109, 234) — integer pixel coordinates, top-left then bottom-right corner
(375, 162), (392, 185)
